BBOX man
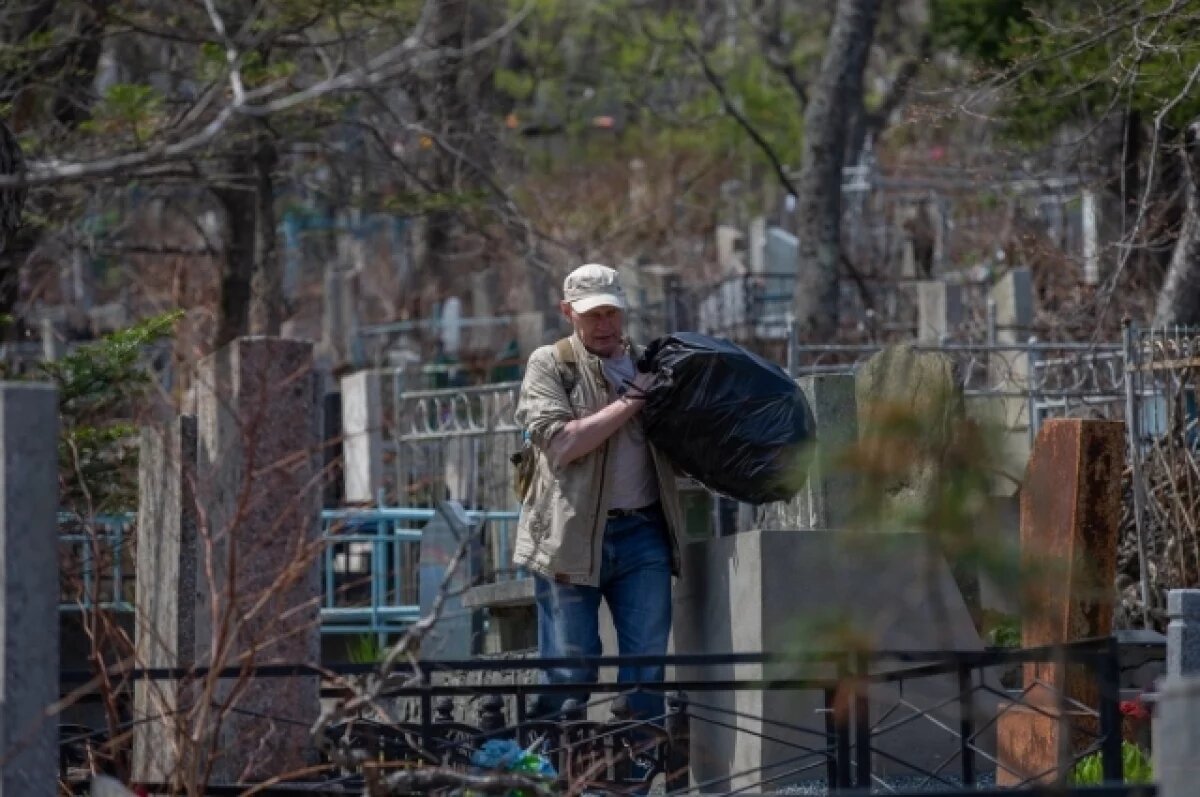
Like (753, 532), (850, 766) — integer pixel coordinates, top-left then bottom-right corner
(513, 263), (684, 722)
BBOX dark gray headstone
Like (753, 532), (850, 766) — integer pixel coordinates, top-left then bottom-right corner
(0, 383), (59, 797)
(419, 501), (485, 657)
(194, 337), (321, 782)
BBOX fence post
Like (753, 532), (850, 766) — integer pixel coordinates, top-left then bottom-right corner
(665, 692), (690, 791)
(854, 652), (871, 790)
(957, 661), (976, 786)
(786, 312), (798, 377)
(1025, 337), (1041, 448)
(1098, 637), (1123, 784)
(420, 669), (434, 760)
(834, 657), (852, 789)
(823, 687), (839, 787)
(1122, 320), (1153, 627)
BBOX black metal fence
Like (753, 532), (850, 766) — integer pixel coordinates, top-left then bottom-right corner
(59, 639), (1135, 795)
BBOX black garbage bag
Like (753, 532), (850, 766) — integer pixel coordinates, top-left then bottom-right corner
(636, 332), (815, 504)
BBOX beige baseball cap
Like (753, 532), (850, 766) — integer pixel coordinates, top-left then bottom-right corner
(563, 263), (627, 313)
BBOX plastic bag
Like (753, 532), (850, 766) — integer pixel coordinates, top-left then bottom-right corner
(637, 332), (815, 504)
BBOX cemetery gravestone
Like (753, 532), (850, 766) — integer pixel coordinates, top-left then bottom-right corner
(674, 535), (988, 790)
(679, 374), (990, 790)
(747, 217), (766, 273)
(193, 337), (322, 783)
(133, 415), (199, 784)
(1167, 589), (1200, 677)
(855, 344), (964, 510)
(341, 370), (383, 504)
(916, 281), (964, 343)
(764, 227), (799, 277)
(854, 345), (983, 618)
(419, 501), (486, 657)
(0, 383), (59, 797)
(995, 419), (1124, 786)
(756, 374), (856, 531)
(715, 225), (744, 273)
(988, 267), (1034, 499)
(1154, 675), (1200, 797)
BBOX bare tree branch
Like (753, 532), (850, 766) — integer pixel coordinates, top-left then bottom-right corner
(681, 35), (799, 197)
(0, 0), (534, 189)
(202, 0), (247, 106)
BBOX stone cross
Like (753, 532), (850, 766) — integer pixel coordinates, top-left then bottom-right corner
(0, 383), (59, 797)
(192, 337), (322, 783)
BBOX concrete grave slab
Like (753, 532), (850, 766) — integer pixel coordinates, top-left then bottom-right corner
(673, 529), (991, 792)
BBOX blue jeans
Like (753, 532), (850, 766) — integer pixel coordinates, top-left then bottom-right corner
(533, 506), (673, 723)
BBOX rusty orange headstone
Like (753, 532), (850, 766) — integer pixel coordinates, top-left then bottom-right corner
(996, 419), (1125, 785)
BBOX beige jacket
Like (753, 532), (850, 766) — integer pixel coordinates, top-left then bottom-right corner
(512, 334), (684, 586)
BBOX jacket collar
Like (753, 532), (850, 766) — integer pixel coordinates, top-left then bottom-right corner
(571, 333), (639, 363)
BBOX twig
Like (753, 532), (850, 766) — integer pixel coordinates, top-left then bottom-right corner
(0, 1), (535, 189)
(680, 36), (800, 197)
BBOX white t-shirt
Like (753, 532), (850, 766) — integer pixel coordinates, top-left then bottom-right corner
(600, 353), (659, 510)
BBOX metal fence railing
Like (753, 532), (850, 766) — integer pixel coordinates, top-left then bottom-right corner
(1122, 324), (1200, 627)
(58, 513), (136, 613)
(57, 507), (522, 639)
(59, 638), (1131, 795)
(320, 506), (520, 638)
(383, 379), (523, 511)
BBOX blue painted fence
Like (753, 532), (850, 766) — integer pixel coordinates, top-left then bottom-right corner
(57, 507), (521, 637)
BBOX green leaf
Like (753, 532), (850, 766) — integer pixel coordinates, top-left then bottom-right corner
(33, 310), (183, 516)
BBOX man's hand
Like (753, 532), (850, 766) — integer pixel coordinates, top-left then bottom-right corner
(547, 380), (650, 467)
(628, 370), (655, 398)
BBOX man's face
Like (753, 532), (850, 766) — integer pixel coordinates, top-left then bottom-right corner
(561, 301), (624, 357)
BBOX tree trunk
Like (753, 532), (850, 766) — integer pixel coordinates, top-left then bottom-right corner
(248, 130), (281, 335)
(1154, 119), (1200, 326)
(212, 125), (279, 348)
(408, 1), (499, 318)
(213, 157), (255, 349)
(792, 0), (881, 341)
